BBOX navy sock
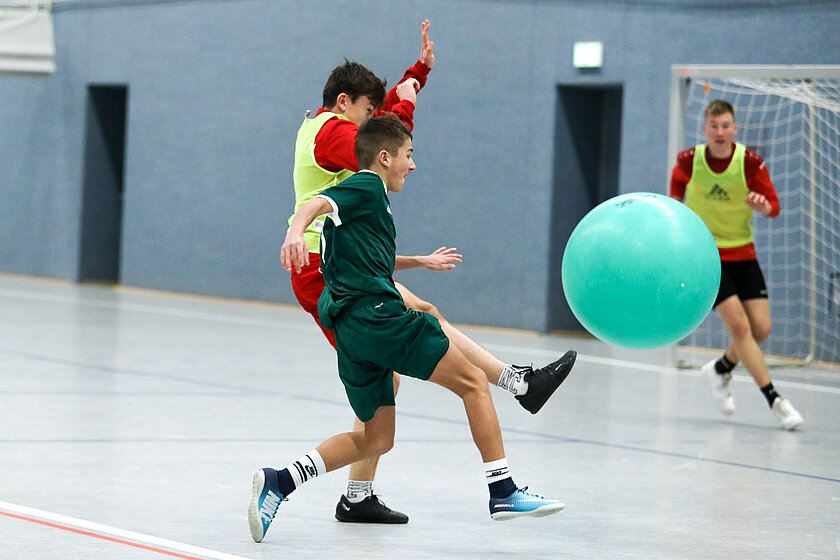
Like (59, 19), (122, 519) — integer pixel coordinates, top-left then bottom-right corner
(760, 383), (780, 407)
(489, 477), (517, 499)
(276, 468), (296, 497)
(715, 354), (736, 374)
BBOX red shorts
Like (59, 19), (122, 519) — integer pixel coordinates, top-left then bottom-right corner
(290, 253), (336, 349)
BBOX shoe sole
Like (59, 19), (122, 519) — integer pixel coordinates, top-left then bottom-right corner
(701, 362), (735, 416)
(335, 514), (409, 524)
(491, 502), (566, 521)
(717, 398), (735, 416)
(248, 469), (267, 543)
(782, 418), (803, 431)
(523, 350), (577, 414)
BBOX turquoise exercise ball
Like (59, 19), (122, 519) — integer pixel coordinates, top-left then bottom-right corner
(561, 192), (720, 349)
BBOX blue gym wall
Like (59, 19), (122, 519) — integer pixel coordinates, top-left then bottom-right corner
(1, 1), (838, 343)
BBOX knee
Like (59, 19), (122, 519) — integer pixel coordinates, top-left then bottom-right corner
(368, 432), (394, 456)
(411, 297), (442, 320)
(727, 317), (752, 340)
(753, 321), (772, 344)
(458, 366), (490, 397)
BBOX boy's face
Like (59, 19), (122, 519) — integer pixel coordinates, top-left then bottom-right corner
(383, 138), (415, 193)
(342, 95), (376, 126)
(703, 111), (737, 149)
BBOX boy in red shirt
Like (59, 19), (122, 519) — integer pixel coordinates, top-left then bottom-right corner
(670, 99), (802, 430)
(285, 21), (577, 524)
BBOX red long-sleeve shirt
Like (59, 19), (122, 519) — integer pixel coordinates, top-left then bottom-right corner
(669, 144), (780, 261)
(313, 61), (430, 173)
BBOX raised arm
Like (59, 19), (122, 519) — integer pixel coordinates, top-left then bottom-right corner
(380, 20), (435, 119)
(419, 19), (435, 69)
(282, 197), (332, 273)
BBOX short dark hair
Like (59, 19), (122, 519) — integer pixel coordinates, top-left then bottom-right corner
(355, 114), (412, 169)
(705, 99), (735, 119)
(322, 60), (387, 109)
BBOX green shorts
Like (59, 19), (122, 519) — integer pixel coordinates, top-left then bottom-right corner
(333, 296), (450, 422)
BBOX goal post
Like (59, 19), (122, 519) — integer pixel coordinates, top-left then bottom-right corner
(668, 65), (840, 366)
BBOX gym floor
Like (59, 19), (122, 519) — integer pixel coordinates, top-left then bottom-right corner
(1, 275), (838, 559)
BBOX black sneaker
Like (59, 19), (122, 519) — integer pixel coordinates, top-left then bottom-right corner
(334, 494), (409, 524)
(515, 350), (577, 414)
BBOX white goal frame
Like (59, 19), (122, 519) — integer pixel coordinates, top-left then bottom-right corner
(668, 64), (840, 366)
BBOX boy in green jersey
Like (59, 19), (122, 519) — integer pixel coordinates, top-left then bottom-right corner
(289, 21), (577, 524)
(249, 115), (571, 542)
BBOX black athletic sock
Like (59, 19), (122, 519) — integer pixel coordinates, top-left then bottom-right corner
(277, 468), (296, 496)
(760, 383), (780, 407)
(489, 477), (517, 499)
(715, 354), (736, 374)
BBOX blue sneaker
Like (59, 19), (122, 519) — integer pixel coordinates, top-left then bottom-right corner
(489, 487), (565, 521)
(248, 468), (285, 542)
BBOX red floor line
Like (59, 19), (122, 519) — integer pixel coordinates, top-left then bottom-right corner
(0, 510), (206, 560)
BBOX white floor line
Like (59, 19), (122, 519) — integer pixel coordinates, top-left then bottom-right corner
(482, 343), (840, 395)
(0, 500), (250, 560)
(0, 288), (311, 331)
(3, 286), (838, 396)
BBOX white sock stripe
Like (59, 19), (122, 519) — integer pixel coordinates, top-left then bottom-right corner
(287, 450), (325, 488)
(291, 461), (306, 486)
(484, 458), (508, 470)
(484, 458), (512, 483)
(308, 449), (326, 476)
(498, 365), (529, 396)
(497, 365), (515, 390)
(346, 480), (373, 502)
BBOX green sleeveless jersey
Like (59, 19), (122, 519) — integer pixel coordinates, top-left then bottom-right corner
(685, 142), (753, 248)
(289, 111), (355, 254)
(315, 171), (401, 328)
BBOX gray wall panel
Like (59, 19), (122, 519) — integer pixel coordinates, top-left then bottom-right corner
(1, 0), (838, 334)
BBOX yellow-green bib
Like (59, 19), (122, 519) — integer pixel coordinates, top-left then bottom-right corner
(685, 142), (752, 248)
(289, 111), (355, 254)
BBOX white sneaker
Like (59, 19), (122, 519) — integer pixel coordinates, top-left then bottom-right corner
(701, 359), (735, 416)
(771, 397), (803, 431)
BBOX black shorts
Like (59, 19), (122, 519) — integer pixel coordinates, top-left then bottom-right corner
(715, 260), (768, 308)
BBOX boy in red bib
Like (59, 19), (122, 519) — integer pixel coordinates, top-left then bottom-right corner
(670, 99), (802, 430)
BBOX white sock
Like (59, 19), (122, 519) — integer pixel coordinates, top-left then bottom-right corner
(484, 458), (511, 483)
(285, 449), (326, 489)
(345, 480), (373, 503)
(497, 365), (529, 396)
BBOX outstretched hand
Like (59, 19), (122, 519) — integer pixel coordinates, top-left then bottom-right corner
(420, 19), (435, 68)
(281, 233), (310, 274)
(422, 247), (462, 271)
(745, 191), (771, 216)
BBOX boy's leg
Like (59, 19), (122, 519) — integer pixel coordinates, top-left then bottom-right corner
(396, 281), (505, 380)
(317, 406), (396, 470)
(428, 343), (504, 461)
(337, 373), (408, 524)
(725, 298), (772, 360)
(396, 281), (576, 413)
(249, 406), (397, 542)
(712, 297), (801, 430)
(293, 266), (406, 521)
(426, 342), (565, 520)
(716, 297), (770, 386)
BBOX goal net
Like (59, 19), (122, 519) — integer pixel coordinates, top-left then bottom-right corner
(668, 65), (840, 366)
